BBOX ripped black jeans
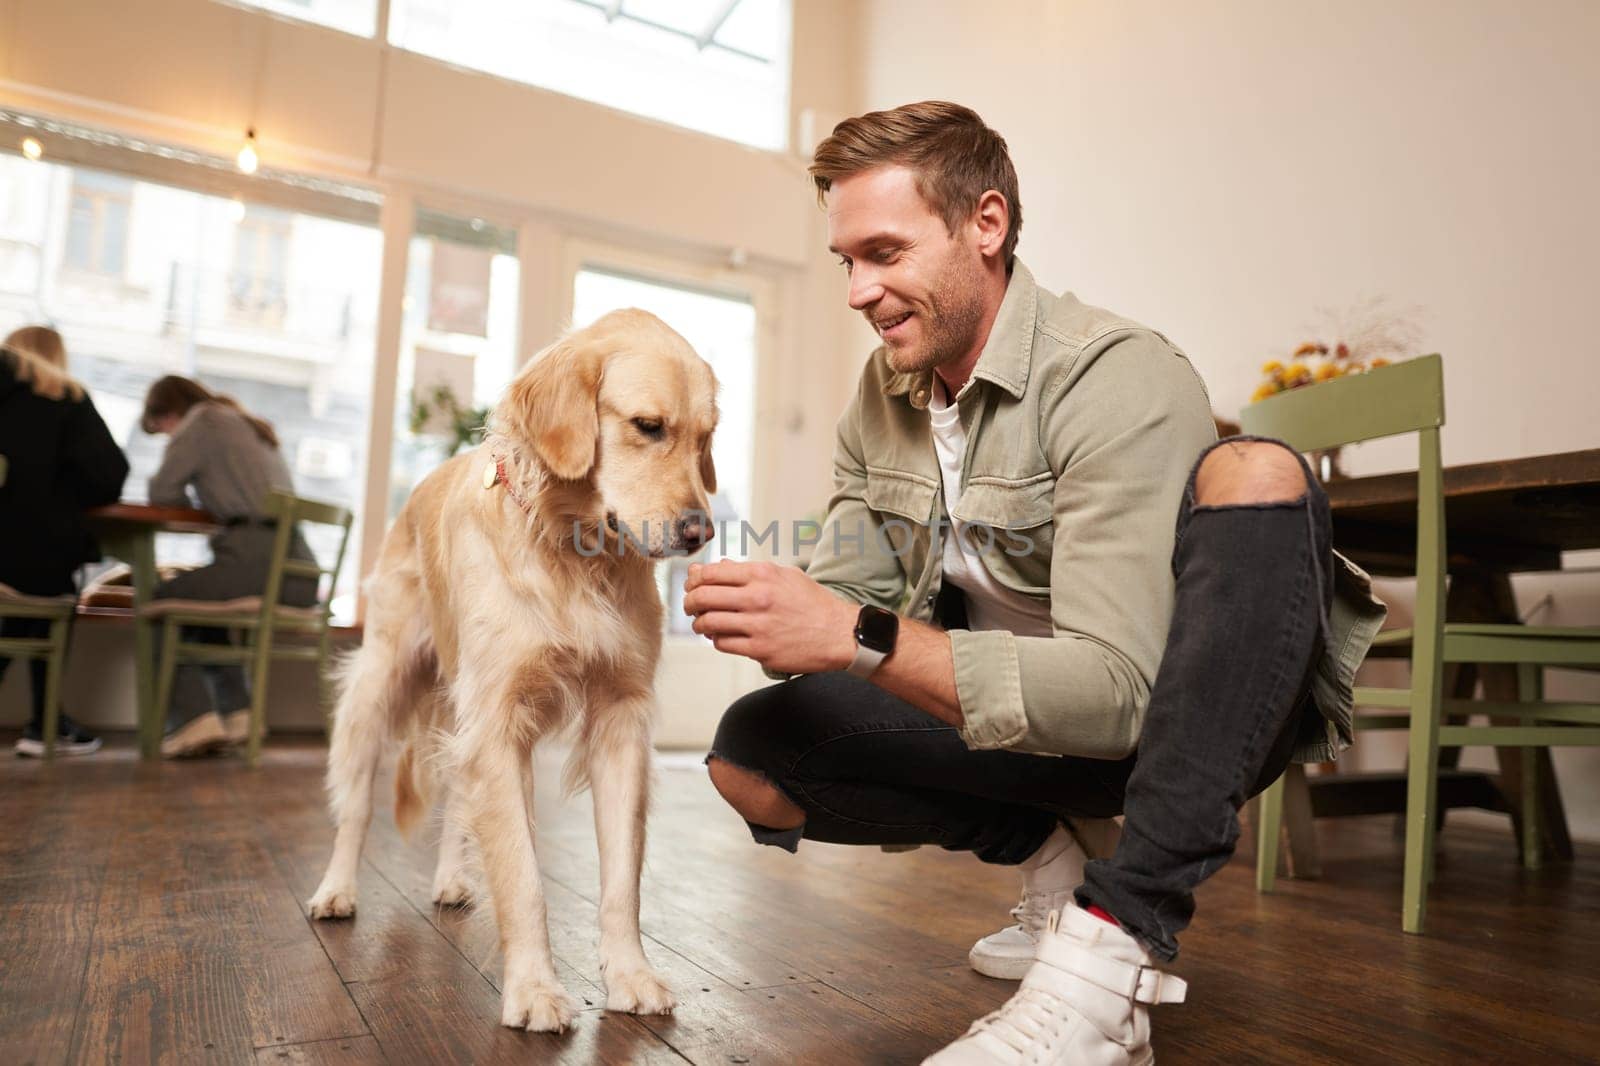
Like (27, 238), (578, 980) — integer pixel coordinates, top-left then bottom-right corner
(709, 437), (1333, 961)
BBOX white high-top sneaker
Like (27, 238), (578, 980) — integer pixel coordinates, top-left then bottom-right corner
(929, 906), (1186, 1066)
(969, 820), (1120, 980)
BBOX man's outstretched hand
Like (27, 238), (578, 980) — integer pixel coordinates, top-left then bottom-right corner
(682, 560), (858, 676)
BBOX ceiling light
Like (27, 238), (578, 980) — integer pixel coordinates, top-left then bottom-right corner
(237, 129), (258, 175)
(20, 136), (42, 161)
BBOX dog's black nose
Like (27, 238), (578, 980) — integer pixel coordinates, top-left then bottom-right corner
(675, 514), (713, 552)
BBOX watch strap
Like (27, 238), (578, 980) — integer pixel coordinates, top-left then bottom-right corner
(846, 642), (889, 678)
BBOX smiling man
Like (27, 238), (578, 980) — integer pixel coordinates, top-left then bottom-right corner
(683, 101), (1383, 1065)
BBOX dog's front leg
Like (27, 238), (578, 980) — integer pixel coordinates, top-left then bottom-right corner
(588, 694), (675, 1016)
(459, 721), (575, 1032)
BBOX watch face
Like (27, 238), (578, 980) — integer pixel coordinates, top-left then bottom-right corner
(855, 606), (899, 654)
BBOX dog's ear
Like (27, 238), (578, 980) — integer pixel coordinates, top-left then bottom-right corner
(699, 441), (718, 495)
(503, 334), (604, 480)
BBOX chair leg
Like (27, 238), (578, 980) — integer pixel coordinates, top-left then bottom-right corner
(1518, 663), (1543, 871)
(1281, 763), (1321, 879)
(1255, 773), (1286, 892)
(154, 618), (180, 741)
(1402, 697), (1443, 935)
(42, 616), (69, 760)
(246, 633), (275, 770)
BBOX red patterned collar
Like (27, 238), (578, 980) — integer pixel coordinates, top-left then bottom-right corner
(484, 454), (533, 514)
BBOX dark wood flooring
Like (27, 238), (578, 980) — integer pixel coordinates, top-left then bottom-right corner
(2, 734), (1597, 1065)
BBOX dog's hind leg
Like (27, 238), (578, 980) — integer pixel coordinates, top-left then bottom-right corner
(430, 779), (474, 908)
(585, 692), (675, 1016)
(308, 626), (428, 919)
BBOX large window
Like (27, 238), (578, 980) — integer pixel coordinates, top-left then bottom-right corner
(389, 0), (790, 150)
(63, 171), (133, 277)
(0, 154), (381, 621)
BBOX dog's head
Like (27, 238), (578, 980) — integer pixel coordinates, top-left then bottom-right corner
(497, 308), (719, 557)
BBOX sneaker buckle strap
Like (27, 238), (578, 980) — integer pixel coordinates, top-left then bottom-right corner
(1034, 937), (1186, 1005)
(1134, 965), (1187, 1005)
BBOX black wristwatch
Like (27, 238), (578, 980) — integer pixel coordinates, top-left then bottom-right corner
(848, 604), (899, 678)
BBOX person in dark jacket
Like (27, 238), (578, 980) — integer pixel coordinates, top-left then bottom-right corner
(0, 330), (130, 756)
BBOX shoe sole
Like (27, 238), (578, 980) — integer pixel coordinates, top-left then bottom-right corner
(967, 946), (1033, 981)
(14, 737), (103, 758)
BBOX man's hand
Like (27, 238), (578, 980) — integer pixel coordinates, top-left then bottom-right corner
(682, 560), (858, 676)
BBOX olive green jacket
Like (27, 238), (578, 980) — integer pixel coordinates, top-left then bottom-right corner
(806, 260), (1385, 762)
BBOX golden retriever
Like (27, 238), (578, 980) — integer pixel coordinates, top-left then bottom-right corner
(307, 308), (718, 1032)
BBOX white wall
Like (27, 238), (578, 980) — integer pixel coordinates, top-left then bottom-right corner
(0, 0), (868, 738)
(855, 0), (1600, 840)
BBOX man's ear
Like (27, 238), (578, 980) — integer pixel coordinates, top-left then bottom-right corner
(502, 334), (604, 480)
(699, 442), (718, 495)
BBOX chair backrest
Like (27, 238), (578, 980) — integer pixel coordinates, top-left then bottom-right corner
(1239, 353), (1449, 719)
(258, 490), (355, 634)
(1238, 354), (1444, 453)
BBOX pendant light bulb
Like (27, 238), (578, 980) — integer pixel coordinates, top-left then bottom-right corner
(237, 129), (259, 175)
(21, 136), (43, 161)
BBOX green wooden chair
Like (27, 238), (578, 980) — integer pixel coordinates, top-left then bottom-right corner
(141, 490), (354, 767)
(1242, 354), (1600, 933)
(0, 454), (79, 760)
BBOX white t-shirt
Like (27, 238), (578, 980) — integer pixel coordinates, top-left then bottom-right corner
(926, 380), (1054, 637)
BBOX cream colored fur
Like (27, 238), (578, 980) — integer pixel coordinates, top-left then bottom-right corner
(307, 309), (719, 1032)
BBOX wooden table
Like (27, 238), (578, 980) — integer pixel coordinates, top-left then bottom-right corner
(1319, 448), (1600, 859)
(85, 502), (218, 759)
(1326, 447), (1600, 576)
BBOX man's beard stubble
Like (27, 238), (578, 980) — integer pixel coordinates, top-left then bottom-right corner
(881, 252), (987, 376)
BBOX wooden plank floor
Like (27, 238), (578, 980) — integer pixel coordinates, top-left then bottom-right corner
(3, 734), (1597, 1065)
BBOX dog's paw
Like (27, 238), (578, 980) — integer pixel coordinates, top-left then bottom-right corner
(500, 981), (578, 1032)
(306, 883), (357, 919)
(603, 967), (676, 1016)
(430, 872), (474, 908)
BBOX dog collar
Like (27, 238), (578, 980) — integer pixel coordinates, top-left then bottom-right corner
(483, 455), (533, 514)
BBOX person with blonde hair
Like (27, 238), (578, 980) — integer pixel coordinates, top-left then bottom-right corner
(1, 330), (129, 756)
(4, 324), (68, 369)
(141, 375), (318, 757)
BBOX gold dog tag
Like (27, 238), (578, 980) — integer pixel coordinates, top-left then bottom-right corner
(482, 461), (498, 490)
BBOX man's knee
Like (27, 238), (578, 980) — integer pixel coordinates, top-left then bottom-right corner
(1194, 440), (1309, 507)
(706, 756), (806, 830)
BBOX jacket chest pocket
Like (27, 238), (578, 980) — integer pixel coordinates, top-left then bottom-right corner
(864, 469), (937, 565)
(949, 474), (1054, 595)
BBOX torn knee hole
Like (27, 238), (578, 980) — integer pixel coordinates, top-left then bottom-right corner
(705, 754), (805, 829)
(1195, 441), (1309, 506)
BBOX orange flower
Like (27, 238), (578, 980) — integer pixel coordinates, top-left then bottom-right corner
(1314, 362), (1342, 382)
(1250, 382), (1280, 403)
(1283, 363), (1312, 386)
(1334, 342), (1350, 360)
(1292, 342), (1320, 358)
(1261, 359), (1285, 376)
(1369, 356), (1391, 369)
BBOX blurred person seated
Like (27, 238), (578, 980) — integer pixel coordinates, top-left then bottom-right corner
(0, 326), (130, 756)
(140, 376), (318, 758)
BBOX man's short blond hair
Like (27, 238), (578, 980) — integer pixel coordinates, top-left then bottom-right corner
(809, 101), (1023, 267)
